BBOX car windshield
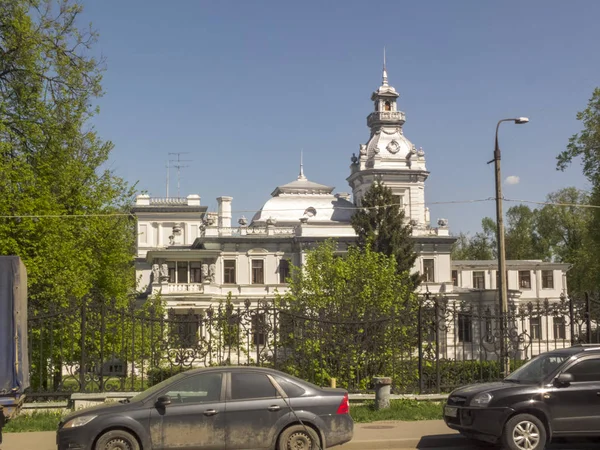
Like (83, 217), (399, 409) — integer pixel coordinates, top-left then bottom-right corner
(505, 354), (570, 383)
(129, 372), (188, 403)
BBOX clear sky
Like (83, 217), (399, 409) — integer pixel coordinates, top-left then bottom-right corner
(80, 0), (598, 234)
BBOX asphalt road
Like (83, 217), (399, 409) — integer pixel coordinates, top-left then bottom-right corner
(2, 424), (600, 450)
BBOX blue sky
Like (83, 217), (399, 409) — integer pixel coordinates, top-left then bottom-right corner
(80, 0), (598, 234)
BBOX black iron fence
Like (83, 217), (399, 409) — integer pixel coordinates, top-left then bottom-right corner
(26, 294), (600, 400)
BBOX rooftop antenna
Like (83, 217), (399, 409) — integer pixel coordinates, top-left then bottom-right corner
(168, 152), (192, 198)
(166, 159), (170, 197)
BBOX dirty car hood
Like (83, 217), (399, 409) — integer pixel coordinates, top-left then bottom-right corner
(62, 400), (133, 422)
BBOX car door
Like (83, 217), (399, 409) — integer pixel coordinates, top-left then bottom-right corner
(224, 371), (289, 449)
(545, 356), (600, 434)
(148, 371), (227, 450)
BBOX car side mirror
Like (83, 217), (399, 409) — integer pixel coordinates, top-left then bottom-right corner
(156, 395), (172, 407)
(555, 373), (574, 386)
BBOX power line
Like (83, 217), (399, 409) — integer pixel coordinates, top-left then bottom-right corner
(3, 196), (600, 219)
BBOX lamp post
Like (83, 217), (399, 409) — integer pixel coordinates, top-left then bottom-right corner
(489, 117), (529, 376)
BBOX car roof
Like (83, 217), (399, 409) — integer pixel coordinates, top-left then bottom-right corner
(546, 344), (600, 356)
(184, 366), (288, 376)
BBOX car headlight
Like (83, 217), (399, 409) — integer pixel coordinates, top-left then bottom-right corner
(62, 415), (97, 428)
(471, 392), (493, 407)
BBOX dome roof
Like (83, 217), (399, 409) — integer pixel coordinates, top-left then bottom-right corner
(251, 195), (354, 225)
(252, 168), (354, 225)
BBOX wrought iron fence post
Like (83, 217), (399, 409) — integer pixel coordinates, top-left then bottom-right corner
(569, 294), (575, 345)
(586, 292), (592, 343)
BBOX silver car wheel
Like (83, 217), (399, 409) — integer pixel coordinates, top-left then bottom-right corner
(287, 431), (314, 450)
(104, 438), (133, 450)
(512, 420), (540, 450)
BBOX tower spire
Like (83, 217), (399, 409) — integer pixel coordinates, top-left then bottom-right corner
(298, 150), (306, 180)
(382, 47), (388, 86)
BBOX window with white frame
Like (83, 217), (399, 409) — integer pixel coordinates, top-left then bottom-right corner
(423, 259), (435, 282)
(279, 259), (290, 284)
(252, 260), (264, 284)
(473, 271), (486, 289)
(542, 270), (554, 289)
(518, 270), (531, 289)
(457, 313), (472, 343)
(530, 317), (541, 340)
(223, 260), (236, 284)
(553, 317), (566, 340)
(166, 261), (204, 284)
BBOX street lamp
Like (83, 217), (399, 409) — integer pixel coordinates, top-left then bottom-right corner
(489, 117), (529, 376)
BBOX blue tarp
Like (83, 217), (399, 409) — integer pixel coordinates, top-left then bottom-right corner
(0, 256), (29, 395)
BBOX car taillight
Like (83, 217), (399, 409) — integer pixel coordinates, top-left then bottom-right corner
(336, 393), (349, 414)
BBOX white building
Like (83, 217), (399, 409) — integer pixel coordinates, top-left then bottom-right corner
(132, 65), (571, 359)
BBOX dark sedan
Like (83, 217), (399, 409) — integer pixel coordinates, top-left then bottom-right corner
(57, 366), (353, 450)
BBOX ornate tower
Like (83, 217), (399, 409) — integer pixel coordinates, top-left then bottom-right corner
(347, 60), (430, 228)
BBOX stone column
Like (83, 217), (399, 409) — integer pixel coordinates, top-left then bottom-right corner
(373, 377), (392, 410)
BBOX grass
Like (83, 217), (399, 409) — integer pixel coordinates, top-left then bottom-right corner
(350, 399), (443, 423)
(2, 400), (443, 432)
(4, 411), (65, 433)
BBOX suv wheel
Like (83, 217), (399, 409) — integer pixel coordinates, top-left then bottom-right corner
(502, 414), (546, 450)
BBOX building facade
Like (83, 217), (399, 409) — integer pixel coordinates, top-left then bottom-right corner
(132, 66), (571, 360)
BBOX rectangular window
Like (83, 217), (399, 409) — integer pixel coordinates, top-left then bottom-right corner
(530, 317), (541, 340)
(190, 261), (202, 283)
(177, 261), (188, 284)
(392, 195), (403, 207)
(452, 270), (458, 286)
(423, 259), (435, 283)
(473, 271), (486, 290)
(252, 313), (267, 346)
(458, 314), (472, 343)
(484, 317), (493, 343)
(279, 259), (290, 284)
(542, 270), (554, 289)
(519, 270), (531, 289)
(168, 262), (176, 283)
(553, 317), (566, 340)
(252, 260), (264, 284)
(224, 260), (236, 284)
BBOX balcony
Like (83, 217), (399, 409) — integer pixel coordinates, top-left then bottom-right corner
(367, 111), (406, 128)
(205, 226), (297, 237)
(155, 283), (205, 294)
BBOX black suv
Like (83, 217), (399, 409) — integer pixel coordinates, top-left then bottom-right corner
(443, 345), (600, 450)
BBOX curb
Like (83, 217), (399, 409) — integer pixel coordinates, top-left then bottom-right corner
(341, 435), (464, 450)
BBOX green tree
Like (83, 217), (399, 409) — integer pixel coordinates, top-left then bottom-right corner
(556, 87), (600, 291)
(0, 0), (137, 390)
(351, 180), (419, 287)
(451, 232), (494, 260)
(504, 205), (550, 260)
(275, 240), (418, 391)
(536, 188), (595, 295)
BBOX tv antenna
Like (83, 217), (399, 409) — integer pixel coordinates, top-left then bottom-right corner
(168, 152), (192, 198)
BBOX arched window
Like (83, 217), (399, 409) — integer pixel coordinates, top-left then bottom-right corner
(384, 101), (391, 111)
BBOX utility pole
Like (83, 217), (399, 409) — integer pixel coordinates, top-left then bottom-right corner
(168, 152), (192, 198)
(489, 117), (529, 377)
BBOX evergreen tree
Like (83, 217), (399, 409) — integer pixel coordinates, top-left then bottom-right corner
(351, 180), (420, 287)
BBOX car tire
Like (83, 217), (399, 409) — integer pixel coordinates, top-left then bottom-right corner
(502, 414), (546, 450)
(278, 424), (321, 450)
(94, 429), (140, 450)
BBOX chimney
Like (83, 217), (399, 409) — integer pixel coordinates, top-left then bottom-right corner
(217, 196), (233, 228)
